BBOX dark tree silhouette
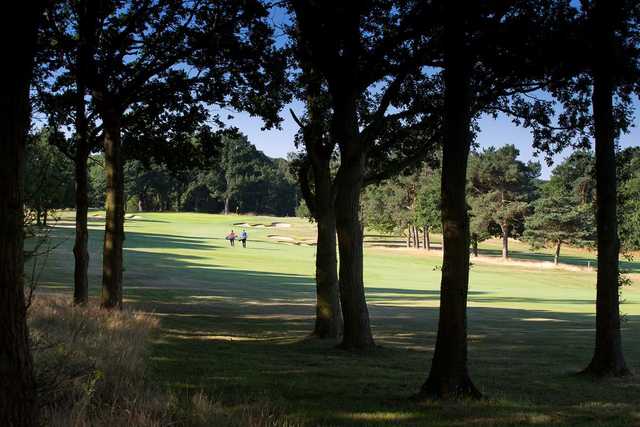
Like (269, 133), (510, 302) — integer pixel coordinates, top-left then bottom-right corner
(291, 0), (440, 350)
(290, 69), (342, 339)
(0, 3), (43, 425)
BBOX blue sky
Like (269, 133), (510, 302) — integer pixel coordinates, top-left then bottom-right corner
(224, 100), (640, 180)
(227, 0), (640, 180)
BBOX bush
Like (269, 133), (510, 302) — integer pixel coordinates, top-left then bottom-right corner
(29, 296), (169, 426)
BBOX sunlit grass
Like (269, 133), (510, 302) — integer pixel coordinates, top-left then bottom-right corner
(31, 211), (640, 426)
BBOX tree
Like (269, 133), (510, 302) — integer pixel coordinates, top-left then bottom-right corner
(617, 147), (640, 252)
(0, 2), (43, 425)
(291, 69), (342, 339)
(46, 0), (285, 308)
(579, 0), (636, 377)
(524, 180), (594, 264)
(291, 0), (441, 350)
(419, 2), (480, 398)
(418, 0), (580, 399)
(24, 130), (75, 226)
(468, 145), (540, 259)
(415, 169), (441, 251)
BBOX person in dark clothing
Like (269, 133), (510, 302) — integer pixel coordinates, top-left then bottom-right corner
(240, 230), (248, 248)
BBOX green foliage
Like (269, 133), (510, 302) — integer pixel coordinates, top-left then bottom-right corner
(24, 129), (74, 221)
(414, 171), (441, 232)
(524, 180), (595, 254)
(468, 145), (540, 239)
(618, 147), (640, 252)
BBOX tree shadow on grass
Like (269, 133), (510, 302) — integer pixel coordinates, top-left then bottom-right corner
(478, 247), (640, 273)
(35, 225), (640, 426)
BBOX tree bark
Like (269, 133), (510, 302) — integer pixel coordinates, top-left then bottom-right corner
(313, 182), (341, 339)
(224, 195), (230, 215)
(335, 152), (374, 350)
(406, 228), (412, 248)
(73, 87), (90, 305)
(420, 8), (480, 398)
(332, 87), (374, 349)
(100, 108), (124, 309)
(582, 0), (629, 377)
(0, 3), (40, 424)
(413, 225), (419, 248)
(554, 240), (561, 266)
(501, 223), (509, 259)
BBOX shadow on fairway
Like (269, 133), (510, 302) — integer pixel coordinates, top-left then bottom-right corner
(34, 225), (640, 426)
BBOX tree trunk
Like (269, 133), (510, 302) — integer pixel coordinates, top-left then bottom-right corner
(501, 224), (509, 259)
(554, 240), (561, 266)
(413, 225), (419, 248)
(224, 196), (230, 215)
(100, 108), (124, 309)
(420, 9), (480, 399)
(335, 154), (374, 350)
(472, 238), (479, 257)
(406, 228), (412, 248)
(0, 4), (40, 424)
(424, 227), (430, 251)
(73, 86), (90, 305)
(43, 209), (48, 227)
(36, 208), (41, 226)
(582, 0), (629, 377)
(314, 204), (341, 338)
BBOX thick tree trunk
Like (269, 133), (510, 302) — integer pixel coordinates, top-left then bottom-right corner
(413, 226), (419, 248)
(36, 208), (41, 226)
(73, 88), (90, 305)
(100, 109), (124, 309)
(314, 204), (341, 338)
(224, 196), (230, 215)
(406, 228), (412, 248)
(554, 240), (561, 266)
(335, 155), (374, 350)
(0, 4), (40, 424)
(501, 224), (509, 259)
(43, 209), (48, 227)
(420, 10), (480, 399)
(582, 0), (629, 377)
(472, 239), (479, 257)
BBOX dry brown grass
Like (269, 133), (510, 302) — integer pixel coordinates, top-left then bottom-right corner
(28, 295), (297, 427)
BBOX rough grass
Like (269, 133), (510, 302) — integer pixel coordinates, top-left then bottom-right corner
(29, 212), (640, 426)
(29, 295), (169, 426)
(29, 295), (296, 426)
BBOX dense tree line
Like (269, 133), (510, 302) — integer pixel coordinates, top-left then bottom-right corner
(362, 146), (640, 263)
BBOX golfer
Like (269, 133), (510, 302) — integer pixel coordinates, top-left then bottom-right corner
(240, 230), (248, 248)
(226, 230), (237, 247)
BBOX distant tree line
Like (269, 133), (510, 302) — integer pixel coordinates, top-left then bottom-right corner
(361, 145), (640, 264)
(25, 131), (299, 217)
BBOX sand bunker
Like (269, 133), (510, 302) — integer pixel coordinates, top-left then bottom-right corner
(267, 235), (315, 246)
(234, 222), (292, 229)
(125, 214), (144, 220)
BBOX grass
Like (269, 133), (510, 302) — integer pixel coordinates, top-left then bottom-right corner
(30, 211), (640, 426)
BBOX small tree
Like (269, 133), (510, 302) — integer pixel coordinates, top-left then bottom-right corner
(414, 170), (441, 251)
(524, 181), (594, 264)
(468, 145), (540, 259)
